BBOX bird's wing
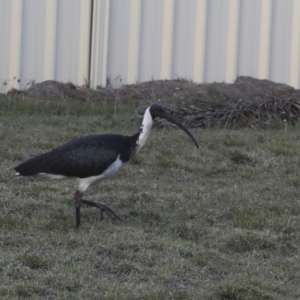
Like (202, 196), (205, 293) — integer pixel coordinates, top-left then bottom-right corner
(15, 136), (121, 178)
(54, 144), (120, 178)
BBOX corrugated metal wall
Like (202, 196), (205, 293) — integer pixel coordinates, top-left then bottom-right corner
(98, 0), (300, 89)
(1, 0), (300, 93)
(0, 0), (91, 93)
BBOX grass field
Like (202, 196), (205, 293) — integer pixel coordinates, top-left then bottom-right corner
(0, 97), (300, 299)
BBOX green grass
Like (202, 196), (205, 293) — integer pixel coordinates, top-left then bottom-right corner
(1, 96), (300, 299)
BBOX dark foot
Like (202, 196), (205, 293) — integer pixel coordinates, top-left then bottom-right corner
(81, 199), (121, 222)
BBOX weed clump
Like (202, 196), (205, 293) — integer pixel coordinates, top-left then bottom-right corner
(114, 262), (136, 275)
(16, 285), (31, 298)
(18, 253), (48, 270)
(229, 150), (252, 164)
(224, 233), (276, 253)
(213, 284), (274, 300)
(0, 216), (18, 230)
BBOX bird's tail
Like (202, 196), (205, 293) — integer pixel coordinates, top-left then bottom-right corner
(15, 153), (50, 176)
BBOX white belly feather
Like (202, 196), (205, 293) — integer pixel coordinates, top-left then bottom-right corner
(77, 155), (124, 192)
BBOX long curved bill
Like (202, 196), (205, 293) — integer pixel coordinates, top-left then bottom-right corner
(162, 113), (199, 149)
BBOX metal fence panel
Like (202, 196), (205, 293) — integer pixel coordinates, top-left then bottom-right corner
(96, 0), (300, 88)
(1, 0), (300, 92)
(0, 0), (91, 93)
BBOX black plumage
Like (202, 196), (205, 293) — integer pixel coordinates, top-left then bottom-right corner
(15, 133), (139, 178)
(15, 104), (199, 228)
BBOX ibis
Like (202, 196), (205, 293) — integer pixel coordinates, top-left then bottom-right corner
(15, 103), (199, 227)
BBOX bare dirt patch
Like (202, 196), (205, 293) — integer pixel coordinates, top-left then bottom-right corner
(4, 76), (300, 128)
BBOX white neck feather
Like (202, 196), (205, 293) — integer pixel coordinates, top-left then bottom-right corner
(136, 107), (153, 153)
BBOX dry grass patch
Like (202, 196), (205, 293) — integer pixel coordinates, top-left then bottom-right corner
(0, 98), (300, 299)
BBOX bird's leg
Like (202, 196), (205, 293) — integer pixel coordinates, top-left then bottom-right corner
(81, 199), (121, 222)
(74, 191), (84, 228)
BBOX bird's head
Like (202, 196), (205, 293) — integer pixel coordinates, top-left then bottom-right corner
(149, 103), (199, 148)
